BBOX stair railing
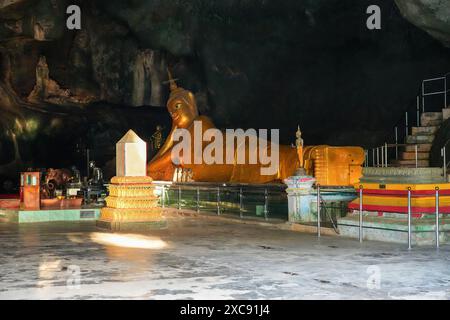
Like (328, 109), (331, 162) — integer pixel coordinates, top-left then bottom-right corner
(440, 137), (450, 181)
(398, 92), (423, 145)
(393, 71), (449, 150)
(422, 72), (450, 113)
(371, 72), (450, 168)
(369, 143), (417, 168)
(375, 91), (421, 169)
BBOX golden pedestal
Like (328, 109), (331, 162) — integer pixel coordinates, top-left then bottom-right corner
(97, 176), (166, 231)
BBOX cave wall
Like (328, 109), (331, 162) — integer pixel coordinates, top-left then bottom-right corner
(395, 0), (450, 48)
(1, 0), (450, 182)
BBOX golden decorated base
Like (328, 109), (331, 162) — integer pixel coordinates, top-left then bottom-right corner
(100, 207), (162, 222)
(105, 196), (159, 209)
(110, 176), (153, 184)
(98, 176), (165, 230)
(96, 219), (167, 232)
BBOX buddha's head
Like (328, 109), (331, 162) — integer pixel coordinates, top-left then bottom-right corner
(166, 71), (199, 128)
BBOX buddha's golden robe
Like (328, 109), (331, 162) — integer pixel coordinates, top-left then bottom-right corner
(148, 114), (299, 183)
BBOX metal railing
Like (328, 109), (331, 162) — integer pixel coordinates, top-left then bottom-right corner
(317, 184), (321, 237)
(155, 182), (288, 221)
(422, 73), (450, 113)
(158, 182), (353, 235)
(366, 143), (419, 168)
(316, 185), (340, 236)
(159, 182), (444, 248)
(368, 73), (450, 169)
(440, 138), (450, 181)
(357, 186), (444, 249)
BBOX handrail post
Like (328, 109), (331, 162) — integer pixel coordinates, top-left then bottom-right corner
(264, 188), (269, 221)
(445, 76), (447, 108)
(161, 185), (165, 208)
(443, 147), (447, 181)
(359, 186), (363, 243)
(416, 96), (420, 126)
(364, 150), (368, 167)
(407, 187), (412, 250)
(395, 127), (398, 160)
(405, 111), (409, 142)
(317, 184), (321, 238)
(372, 148), (375, 167)
(435, 187), (440, 249)
(364, 150), (366, 167)
(178, 185), (181, 210)
(363, 150), (366, 167)
(367, 150), (369, 167)
(239, 187), (243, 218)
(376, 147), (380, 167)
(415, 145), (418, 168)
(196, 186), (200, 213)
(217, 186), (220, 215)
(422, 81), (425, 113)
(445, 147), (448, 182)
(384, 142), (388, 167)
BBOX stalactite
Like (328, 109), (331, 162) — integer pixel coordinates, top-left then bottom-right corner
(143, 50), (165, 107)
(33, 23), (45, 41)
(131, 51), (146, 106)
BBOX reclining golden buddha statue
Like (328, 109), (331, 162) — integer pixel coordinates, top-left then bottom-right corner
(147, 72), (365, 185)
(147, 72), (299, 183)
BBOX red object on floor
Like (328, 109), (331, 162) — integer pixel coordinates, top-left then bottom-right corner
(0, 199), (20, 209)
(0, 194), (19, 199)
(41, 198), (83, 209)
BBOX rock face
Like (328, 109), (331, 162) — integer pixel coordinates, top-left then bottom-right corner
(395, 0), (450, 47)
(1, 0), (450, 187)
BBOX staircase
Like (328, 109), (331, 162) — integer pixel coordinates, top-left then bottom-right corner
(392, 111), (445, 168)
(371, 72), (450, 169)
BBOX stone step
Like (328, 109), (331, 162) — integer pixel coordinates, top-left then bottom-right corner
(406, 135), (435, 144)
(420, 118), (442, 126)
(391, 159), (429, 167)
(421, 112), (443, 122)
(411, 126), (438, 136)
(442, 108), (450, 121)
(400, 151), (429, 160)
(404, 144), (432, 152)
(361, 167), (445, 184)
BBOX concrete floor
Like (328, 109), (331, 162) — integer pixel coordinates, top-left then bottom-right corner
(1, 214), (450, 300)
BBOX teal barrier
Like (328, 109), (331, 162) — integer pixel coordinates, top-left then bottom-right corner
(157, 182), (288, 221)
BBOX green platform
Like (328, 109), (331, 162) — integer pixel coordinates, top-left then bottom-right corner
(0, 208), (100, 223)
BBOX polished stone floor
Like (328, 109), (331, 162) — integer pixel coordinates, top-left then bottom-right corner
(1, 215), (450, 300)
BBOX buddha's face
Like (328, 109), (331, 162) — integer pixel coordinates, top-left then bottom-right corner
(167, 92), (198, 128)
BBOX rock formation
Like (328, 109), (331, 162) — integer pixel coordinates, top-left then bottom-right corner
(27, 55), (95, 105)
(395, 0), (450, 47)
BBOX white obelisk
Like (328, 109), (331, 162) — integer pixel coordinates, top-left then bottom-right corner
(116, 129), (147, 177)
